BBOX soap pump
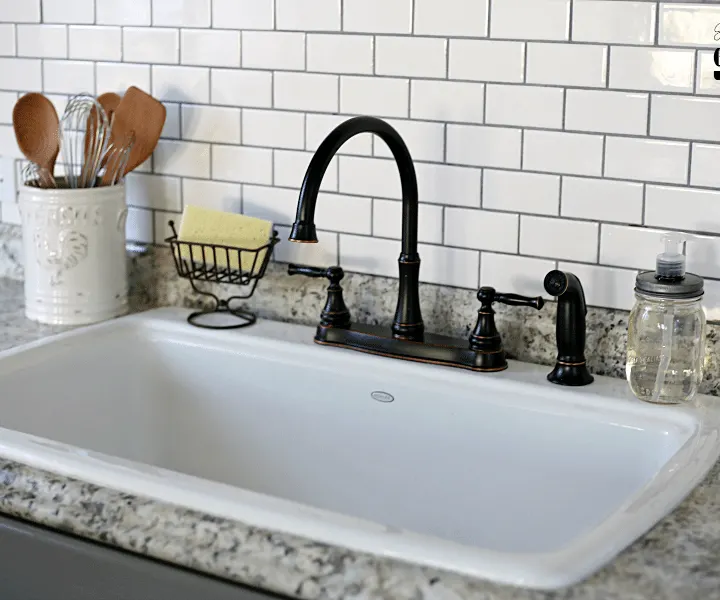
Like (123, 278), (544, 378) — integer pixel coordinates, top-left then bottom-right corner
(626, 233), (706, 404)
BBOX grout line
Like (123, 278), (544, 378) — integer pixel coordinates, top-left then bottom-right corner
(562, 88), (567, 129)
(653, 2), (660, 46)
(567, 0), (574, 41)
(519, 129), (525, 170)
(600, 135), (607, 177)
(687, 141), (693, 186)
(604, 45), (610, 89)
(595, 221), (601, 264)
(641, 183), (647, 225)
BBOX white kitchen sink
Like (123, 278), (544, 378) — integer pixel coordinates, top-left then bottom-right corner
(0, 307), (718, 589)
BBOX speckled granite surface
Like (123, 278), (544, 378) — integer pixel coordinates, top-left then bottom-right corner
(3, 224), (720, 599)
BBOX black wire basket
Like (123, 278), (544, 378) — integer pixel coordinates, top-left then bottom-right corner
(166, 220), (280, 330)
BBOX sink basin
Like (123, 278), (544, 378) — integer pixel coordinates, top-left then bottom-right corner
(0, 308), (718, 589)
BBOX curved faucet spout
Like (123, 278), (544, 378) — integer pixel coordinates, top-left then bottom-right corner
(289, 116), (423, 341)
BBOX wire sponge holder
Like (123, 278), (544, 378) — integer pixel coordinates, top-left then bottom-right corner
(166, 220), (280, 330)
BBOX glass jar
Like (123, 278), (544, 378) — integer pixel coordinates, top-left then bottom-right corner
(626, 291), (706, 405)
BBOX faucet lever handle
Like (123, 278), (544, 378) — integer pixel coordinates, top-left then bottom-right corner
(477, 287), (544, 311)
(287, 264), (350, 328)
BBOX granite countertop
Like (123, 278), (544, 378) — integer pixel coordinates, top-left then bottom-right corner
(1, 275), (720, 600)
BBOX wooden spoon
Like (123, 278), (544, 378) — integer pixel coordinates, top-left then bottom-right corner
(101, 86), (166, 186)
(12, 93), (60, 187)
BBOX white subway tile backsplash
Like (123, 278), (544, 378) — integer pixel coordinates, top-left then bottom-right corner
(449, 40), (525, 83)
(609, 47), (695, 93)
(153, 140), (210, 178)
(96, 63), (151, 94)
(0, 0), (40, 22)
(341, 76), (409, 118)
(562, 177), (644, 224)
(524, 131), (603, 177)
(573, 1), (656, 45)
(212, 0), (274, 30)
(182, 104), (240, 144)
(414, 163), (482, 208)
(276, 0), (341, 31)
(242, 32), (305, 71)
(316, 192), (372, 235)
(126, 208), (154, 244)
(306, 114), (372, 155)
(490, 0), (571, 41)
(183, 179), (241, 213)
(242, 185), (296, 224)
(43, 60), (94, 94)
(373, 119), (444, 162)
(446, 125), (522, 169)
(445, 208), (518, 253)
(211, 69), (272, 108)
(242, 109), (304, 150)
(481, 253), (555, 298)
(275, 72), (338, 113)
(343, 0), (412, 34)
(600, 223), (659, 271)
(96, 0), (150, 26)
(275, 226), (338, 265)
(557, 261), (637, 311)
(645, 185), (720, 234)
(152, 0), (210, 27)
(181, 29), (240, 68)
(213, 145), (273, 185)
(123, 28), (178, 64)
(565, 90), (649, 135)
(276, 150), (337, 191)
(339, 235), (401, 278)
(414, 0), (488, 37)
(125, 173), (181, 211)
(485, 85), (563, 129)
(376, 36), (447, 78)
(411, 80), (484, 124)
(604, 137), (689, 184)
(0, 58), (42, 90)
(526, 43), (608, 88)
(42, 0), (94, 24)
(373, 199), (441, 243)
(520, 216), (599, 262)
(339, 156), (400, 199)
(417, 243), (479, 288)
(0, 0), (717, 316)
(152, 65), (209, 103)
(17, 25), (66, 58)
(307, 34), (373, 75)
(0, 25), (15, 56)
(691, 143), (720, 188)
(651, 95), (720, 142)
(483, 170), (560, 216)
(659, 3), (720, 48)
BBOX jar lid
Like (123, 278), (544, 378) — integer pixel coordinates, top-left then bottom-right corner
(635, 270), (704, 299)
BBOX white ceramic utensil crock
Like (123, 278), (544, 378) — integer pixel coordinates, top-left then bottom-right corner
(18, 181), (129, 325)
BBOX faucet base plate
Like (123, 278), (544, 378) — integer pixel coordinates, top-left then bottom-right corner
(314, 323), (507, 372)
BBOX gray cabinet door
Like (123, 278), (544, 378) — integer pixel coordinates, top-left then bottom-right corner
(0, 514), (287, 600)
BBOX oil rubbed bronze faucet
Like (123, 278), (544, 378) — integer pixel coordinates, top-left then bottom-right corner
(288, 116), (544, 372)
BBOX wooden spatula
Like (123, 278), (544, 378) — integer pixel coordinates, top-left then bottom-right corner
(100, 86), (166, 186)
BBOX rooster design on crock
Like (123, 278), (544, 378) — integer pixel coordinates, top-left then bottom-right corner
(33, 228), (89, 286)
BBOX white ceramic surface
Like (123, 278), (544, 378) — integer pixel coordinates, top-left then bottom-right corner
(0, 307), (718, 590)
(17, 182), (129, 325)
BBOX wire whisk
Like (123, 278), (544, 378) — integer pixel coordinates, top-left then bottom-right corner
(59, 93), (111, 189)
(22, 162), (56, 189)
(101, 132), (135, 187)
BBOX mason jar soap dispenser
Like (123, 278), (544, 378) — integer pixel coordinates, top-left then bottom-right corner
(626, 233), (706, 404)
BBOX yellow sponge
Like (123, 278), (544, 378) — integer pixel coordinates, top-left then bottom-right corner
(177, 205), (273, 275)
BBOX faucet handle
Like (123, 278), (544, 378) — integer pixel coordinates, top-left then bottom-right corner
(288, 264), (351, 328)
(469, 287), (545, 372)
(477, 287), (545, 311)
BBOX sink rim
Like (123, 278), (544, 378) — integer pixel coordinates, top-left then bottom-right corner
(0, 307), (718, 590)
